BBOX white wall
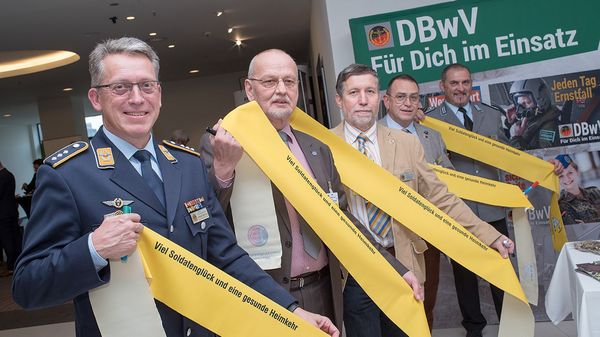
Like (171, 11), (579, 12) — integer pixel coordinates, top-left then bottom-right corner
(0, 99), (40, 186)
(156, 70), (246, 149)
(310, 0), (450, 126)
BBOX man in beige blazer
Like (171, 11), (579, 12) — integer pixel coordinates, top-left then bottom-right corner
(331, 64), (514, 337)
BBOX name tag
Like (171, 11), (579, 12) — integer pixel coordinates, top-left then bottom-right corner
(400, 171), (415, 182)
(327, 192), (339, 206)
(184, 197), (210, 224)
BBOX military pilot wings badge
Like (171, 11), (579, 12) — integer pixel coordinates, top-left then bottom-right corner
(102, 198), (134, 209)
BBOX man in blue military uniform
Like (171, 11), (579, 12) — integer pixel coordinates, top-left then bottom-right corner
(12, 37), (338, 337)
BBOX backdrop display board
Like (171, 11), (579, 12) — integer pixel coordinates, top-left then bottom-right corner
(350, 0), (600, 329)
(350, 0), (600, 90)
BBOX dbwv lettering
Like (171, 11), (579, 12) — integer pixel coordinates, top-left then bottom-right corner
(396, 7), (478, 46)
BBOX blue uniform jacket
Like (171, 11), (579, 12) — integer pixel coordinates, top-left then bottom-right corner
(12, 128), (295, 337)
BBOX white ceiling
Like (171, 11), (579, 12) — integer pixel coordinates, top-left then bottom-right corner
(0, 0), (310, 102)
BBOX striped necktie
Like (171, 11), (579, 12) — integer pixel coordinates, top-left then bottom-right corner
(356, 133), (392, 240)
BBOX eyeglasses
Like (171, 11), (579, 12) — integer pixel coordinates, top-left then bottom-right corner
(94, 81), (161, 96)
(248, 77), (298, 89)
(387, 93), (420, 105)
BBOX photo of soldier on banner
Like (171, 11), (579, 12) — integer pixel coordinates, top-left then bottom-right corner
(489, 70), (600, 151)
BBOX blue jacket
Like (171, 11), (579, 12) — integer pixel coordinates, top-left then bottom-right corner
(12, 128), (295, 337)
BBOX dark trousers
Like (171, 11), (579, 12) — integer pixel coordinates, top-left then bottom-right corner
(289, 270), (335, 324)
(0, 217), (20, 270)
(343, 274), (407, 337)
(451, 218), (508, 333)
(423, 244), (441, 330)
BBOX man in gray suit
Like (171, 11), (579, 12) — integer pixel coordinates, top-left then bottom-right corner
(380, 74), (452, 330)
(425, 63), (508, 337)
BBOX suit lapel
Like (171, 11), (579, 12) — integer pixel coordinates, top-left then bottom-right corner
(293, 129), (328, 191)
(414, 124), (433, 163)
(471, 103), (484, 133)
(443, 102), (464, 128)
(93, 130), (166, 216)
(271, 186), (292, 235)
(156, 143), (181, 226)
(377, 125), (396, 173)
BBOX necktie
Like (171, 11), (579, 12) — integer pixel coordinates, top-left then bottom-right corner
(356, 133), (392, 240)
(133, 150), (166, 208)
(403, 128), (412, 134)
(278, 131), (322, 259)
(459, 107), (473, 131)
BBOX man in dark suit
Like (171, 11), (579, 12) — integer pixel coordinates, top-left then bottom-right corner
(12, 37), (338, 337)
(203, 50), (419, 331)
(330, 64), (512, 337)
(379, 74), (453, 330)
(0, 161), (19, 276)
(22, 159), (42, 195)
(425, 64), (510, 337)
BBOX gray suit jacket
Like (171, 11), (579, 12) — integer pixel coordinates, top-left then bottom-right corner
(379, 117), (453, 168)
(426, 102), (507, 222)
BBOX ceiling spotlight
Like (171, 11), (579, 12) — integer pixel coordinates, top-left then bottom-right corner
(149, 32), (157, 36)
(126, 16), (135, 20)
(216, 11), (223, 16)
(228, 27), (233, 34)
(63, 87), (73, 92)
(3, 114), (11, 117)
(168, 44), (175, 48)
(189, 69), (199, 74)
(235, 39), (242, 46)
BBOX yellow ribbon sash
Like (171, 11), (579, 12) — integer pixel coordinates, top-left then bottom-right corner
(421, 117), (567, 251)
(288, 108), (533, 336)
(222, 102), (429, 337)
(138, 228), (327, 337)
(430, 165), (532, 208)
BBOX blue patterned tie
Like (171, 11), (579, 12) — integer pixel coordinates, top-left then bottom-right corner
(133, 150), (166, 208)
(356, 133), (392, 239)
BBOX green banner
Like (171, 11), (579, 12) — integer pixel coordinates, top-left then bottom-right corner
(350, 0), (600, 88)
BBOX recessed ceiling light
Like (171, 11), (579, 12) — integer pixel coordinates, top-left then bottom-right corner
(3, 114), (11, 117)
(216, 11), (223, 17)
(0, 50), (80, 79)
(149, 32), (157, 36)
(189, 69), (199, 74)
(126, 16), (135, 20)
(235, 39), (242, 46)
(228, 28), (233, 34)
(63, 87), (73, 92)
(168, 44), (175, 48)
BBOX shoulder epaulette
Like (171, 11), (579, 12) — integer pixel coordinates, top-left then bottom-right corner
(162, 140), (201, 157)
(44, 141), (89, 168)
(478, 102), (504, 113)
(424, 105), (438, 114)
